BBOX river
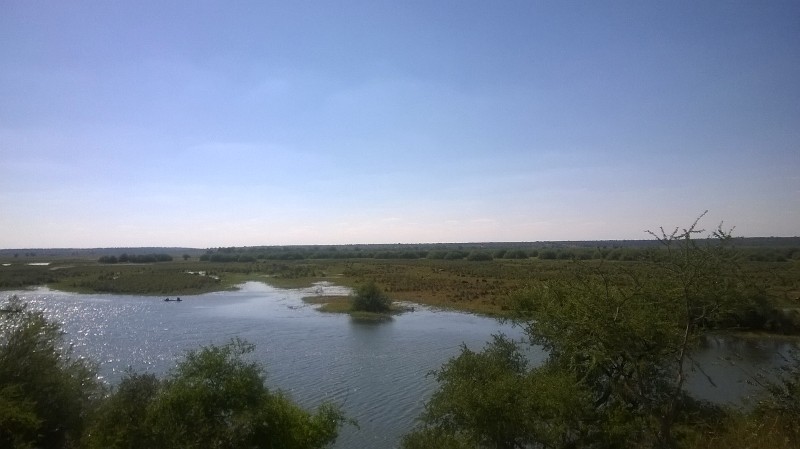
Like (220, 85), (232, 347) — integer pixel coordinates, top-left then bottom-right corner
(3, 282), (796, 448)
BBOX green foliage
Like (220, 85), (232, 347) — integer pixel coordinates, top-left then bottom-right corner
(510, 216), (758, 446)
(466, 251), (493, 261)
(351, 280), (392, 313)
(753, 350), (800, 438)
(1, 297), (347, 449)
(686, 353), (800, 449)
(444, 251), (469, 260)
(0, 385), (40, 449)
(686, 411), (798, 449)
(502, 249), (529, 259)
(538, 249), (557, 260)
(99, 253), (173, 264)
(85, 372), (161, 449)
(88, 339), (348, 449)
(407, 214), (771, 448)
(46, 264), (223, 295)
(0, 295), (102, 449)
(403, 335), (596, 449)
(0, 263), (57, 289)
(401, 428), (470, 449)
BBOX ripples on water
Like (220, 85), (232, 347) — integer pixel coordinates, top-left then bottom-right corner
(7, 283), (527, 448)
(6, 283), (795, 448)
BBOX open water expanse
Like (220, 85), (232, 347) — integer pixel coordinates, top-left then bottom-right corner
(4, 282), (796, 448)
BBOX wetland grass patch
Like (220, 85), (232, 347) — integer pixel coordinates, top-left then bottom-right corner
(301, 295), (405, 321)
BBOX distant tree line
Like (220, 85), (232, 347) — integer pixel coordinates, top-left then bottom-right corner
(401, 216), (800, 448)
(98, 253), (173, 264)
(193, 240), (800, 264)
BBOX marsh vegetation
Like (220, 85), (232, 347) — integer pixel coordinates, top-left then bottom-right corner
(2, 237), (798, 331)
(1, 218), (799, 448)
(302, 280), (411, 321)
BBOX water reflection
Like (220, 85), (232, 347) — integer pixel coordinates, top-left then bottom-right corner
(3, 284), (795, 448)
(5, 283), (523, 448)
(686, 334), (796, 406)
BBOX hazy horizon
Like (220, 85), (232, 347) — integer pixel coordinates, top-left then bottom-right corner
(3, 233), (799, 252)
(3, 2), (798, 248)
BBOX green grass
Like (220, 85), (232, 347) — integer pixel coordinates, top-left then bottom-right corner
(302, 295), (352, 312)
(2, 255), (798, 328)
(301, 295), (402, 321)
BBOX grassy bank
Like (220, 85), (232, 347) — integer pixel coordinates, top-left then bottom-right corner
(2, 255), (798, 327)
(301, 295), (410, 321)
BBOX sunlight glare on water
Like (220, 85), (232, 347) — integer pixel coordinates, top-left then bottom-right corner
(7, 283), (528, 448)
(6, 282), (792, 447)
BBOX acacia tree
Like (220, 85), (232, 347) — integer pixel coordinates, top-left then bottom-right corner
(405, 214), (761, 448)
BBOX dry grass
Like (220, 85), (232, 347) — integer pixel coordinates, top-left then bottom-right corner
(687, 413), (799, 449)
(4, 256), (797, 321)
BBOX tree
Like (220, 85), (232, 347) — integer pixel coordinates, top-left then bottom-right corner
(513, 215), (757, 446)
(1, 298), (348, 449)
(351, 280), (392, 313)
(402, 335), (596, 449)
(0, 295), (102, 449)
(84, 372), (161, 449)
(466, 251), (493, 261)
(405, 214), (761, 448)
(101, 339), (349, 449)
(750, 350), (800, 443)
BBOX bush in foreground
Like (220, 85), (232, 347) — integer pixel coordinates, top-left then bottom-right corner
(0, 296), (102, 449)
(1, 296), (348, 449)
(87, 338), (348, 449)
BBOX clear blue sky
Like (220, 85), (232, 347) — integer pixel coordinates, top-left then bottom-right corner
(2, 1), (798, 248)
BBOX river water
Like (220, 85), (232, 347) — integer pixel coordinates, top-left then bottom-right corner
(3, 283), (796, 448)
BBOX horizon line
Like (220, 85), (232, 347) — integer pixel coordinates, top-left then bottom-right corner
(2, 235), (799, 252)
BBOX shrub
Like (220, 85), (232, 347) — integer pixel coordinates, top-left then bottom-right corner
(443, 251), (468, 260)
(0, 295), (102, 449)
(406, 214), (766, 447)
(402, 335), (595, 449)
(89, 339), (347, 449)
(351, 280), (392, 313)
(538, 249), (557, 260)
(85, 372), (161, 449)
(503, 249), (529, 259)
(466, 251), (493, 261)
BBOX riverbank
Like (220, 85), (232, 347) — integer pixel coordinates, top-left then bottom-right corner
(301, 294), (414, 321)
(1, 283), (525, 449)
(2, 257), (799, 332)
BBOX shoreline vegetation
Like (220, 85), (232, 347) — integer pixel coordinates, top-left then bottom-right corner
(301, 278), (417, 321)
(1, 238), (799, 333)
(301, 295), (412, 321)
(4, 224), (800, 447)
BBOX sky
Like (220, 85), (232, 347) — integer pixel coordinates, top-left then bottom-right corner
(1, 1), (798, 248)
